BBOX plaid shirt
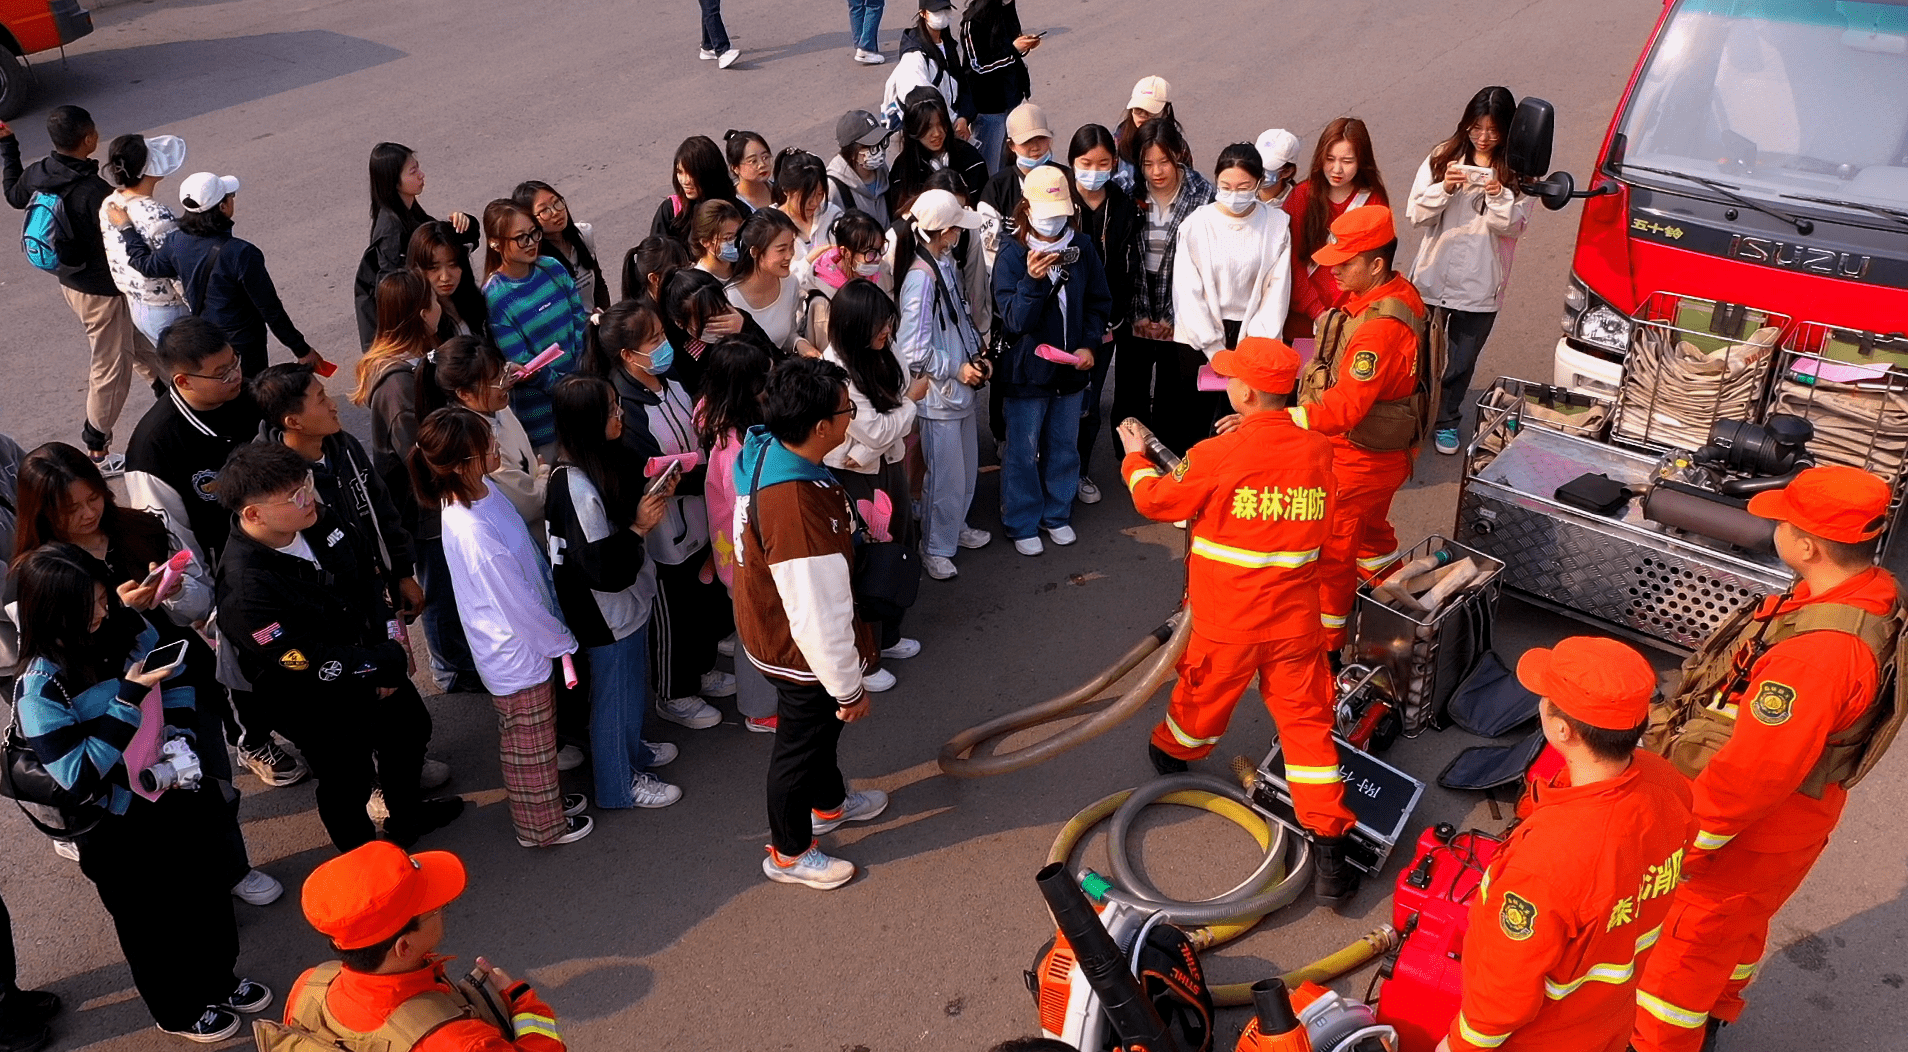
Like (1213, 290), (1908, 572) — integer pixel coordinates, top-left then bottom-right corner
(1133, 166), (1214, 326)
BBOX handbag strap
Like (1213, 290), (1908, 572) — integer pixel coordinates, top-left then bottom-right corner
(186, 238), (227, 316)
(745, 444), (867, 552)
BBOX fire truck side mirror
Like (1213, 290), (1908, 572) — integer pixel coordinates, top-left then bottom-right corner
(1507, 96), (1556, 179)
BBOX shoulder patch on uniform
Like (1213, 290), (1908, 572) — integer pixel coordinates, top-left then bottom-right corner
(278, 649), (309, 672)
(1171, 453), (1192, 481)
(191, 468), (221, 501)
(1499, 891), (1538, 941)
(1349, 350), (1379, 381)
(1750, 681), (1796, 726)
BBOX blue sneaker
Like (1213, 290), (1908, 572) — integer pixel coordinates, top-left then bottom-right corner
(1434, 428), (1460, 455)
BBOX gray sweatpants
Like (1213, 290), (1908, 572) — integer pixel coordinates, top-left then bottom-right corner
(919, 410), (980, 558)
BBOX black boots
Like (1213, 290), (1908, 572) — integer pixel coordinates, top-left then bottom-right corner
(1312, 835), (1361, 908)
(0, 988), (60, 1052)
(1148, 743), (1190, 777)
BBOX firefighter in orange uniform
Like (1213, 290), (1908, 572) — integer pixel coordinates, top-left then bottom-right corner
(1633, 466), (1902, 1052)
(1438, 637), (1695, 1052)
(1290, 204), (1428, 655)
(1118, 336), (1362, 907)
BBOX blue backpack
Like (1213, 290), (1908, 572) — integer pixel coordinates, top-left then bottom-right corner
(21, 190), (75, 275)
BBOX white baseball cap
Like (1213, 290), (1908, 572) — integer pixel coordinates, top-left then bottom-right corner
(909, 189), (986, 231)
(1256, 129), (1301, 173)
(142, 135), (186, 179)
(179, 172), (240, 213)
(1127, 76), (1171, 116)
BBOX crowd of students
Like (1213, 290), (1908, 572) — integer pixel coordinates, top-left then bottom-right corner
(0, 3), (1543, 1040)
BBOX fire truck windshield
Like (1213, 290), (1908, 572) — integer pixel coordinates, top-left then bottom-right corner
(1615, 0), (1908, 221)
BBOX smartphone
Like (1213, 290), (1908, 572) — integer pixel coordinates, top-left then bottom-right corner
(143, 639), (189, 672)
(1031, 29), (1048, 37)
(645, 458), (684, 497)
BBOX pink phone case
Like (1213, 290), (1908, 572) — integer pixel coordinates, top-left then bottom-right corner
(1035, 344), (1081, 365)
(1196, 365), (1227, 391)
(517, 344), (566, 380)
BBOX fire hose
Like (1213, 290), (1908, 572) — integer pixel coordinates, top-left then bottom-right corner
(1046, 772), (1397, 1008)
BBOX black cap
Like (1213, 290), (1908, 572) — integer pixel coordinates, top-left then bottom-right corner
(835, 110), (888, 150)
(919, 0), (954, 10)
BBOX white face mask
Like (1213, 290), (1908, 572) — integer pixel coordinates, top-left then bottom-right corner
(1029, 214), (1068, 238)
(855, 260), (883, 276)
(1215, 189), (1259, 214)
(924, 10), (951, 29)
(1074, 167), (1112, 192)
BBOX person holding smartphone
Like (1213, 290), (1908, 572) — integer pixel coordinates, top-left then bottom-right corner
(1404, 86), (1534, 456)
(960, 0), (1041, 173)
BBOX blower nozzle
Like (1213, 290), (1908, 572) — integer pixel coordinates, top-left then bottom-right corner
(1035, 862), (1183, 1052)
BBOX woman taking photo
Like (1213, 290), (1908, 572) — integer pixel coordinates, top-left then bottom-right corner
(408, 220), (490, 341)
(546, 375), (683, 809)
(1114, 118), (1214, 458)
(409, 408), (592, 848)
(992, 167), (1111, 557)
(651, 135), (746, 245)
(99, 133), (189, 347)
(690, 199), (745, 282)
(960, 0), (1040, 172)
(1172, 143), (1294, 433)
(514, 180), (610, 310)
(354, 143), (476, 349)
(1405, 86), (1534, 455)
(823, 280), (924, 668)
(586, 303), (732, 732)
(1067, 124), (1139, 503)
(726, 209), (816, 357)
(480, 198), (588, 456)
(1283, 116), (1388, 340)
(726, 130), (776, 213)
(12, 545), (269, 1041)
(887, 87), (989, 210)
(351, 272), (481, 693)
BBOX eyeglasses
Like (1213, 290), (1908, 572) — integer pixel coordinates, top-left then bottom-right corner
(740, 152), (773, 170)
(829, 402), (859, 419)
(505, 227), (544, 249)
(269, 473), (318, 510)
(533, 199), (568, 221)
(184, 359), (244, 384)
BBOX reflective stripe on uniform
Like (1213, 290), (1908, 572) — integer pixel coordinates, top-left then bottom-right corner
(1730, 961), (1758, 982)
(1190, 536), (1321, 570)
(1289, 406), (1311, 430)
(1164, 714), (1221, 749)
(1694, 829), (1735, 851)
(1126, 466), (1163, 490)
(1635, 925), (1662, 953)
(1636, 990), (1709, 1029)
(1544, 961), (1635, 1000)
(1285, 762), (1342, 785)
(1358, 549), (1401, 572)
(1455, 1012), (1510, 1048)
(1321, 611), (1348, 629)
(513, 1012), (562, 1042)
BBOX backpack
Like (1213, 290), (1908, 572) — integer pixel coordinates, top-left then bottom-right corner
(21, 190), (77, 276)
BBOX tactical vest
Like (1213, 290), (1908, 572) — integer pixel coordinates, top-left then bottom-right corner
(1297, 294), (1433, 453)
(253, 962), (510, 1052)
(1645, 595), (1906, 799)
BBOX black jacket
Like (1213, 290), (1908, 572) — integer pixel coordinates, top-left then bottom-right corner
(983, 159), (1069, 231)
(216, 510), (406, 699)
(890, 137), (990, 212)
(545, 464), (653, 650)
(959, 5), (1031, 115)
(897, 25), (977, 123)
(255, 426), (416, 584)
(1077, 184), (1142, 333)
(1, 140), (115, 295)
(123, 388), (264, 567)
(118, 225), (311, 360)
(354, 202), (480, 349)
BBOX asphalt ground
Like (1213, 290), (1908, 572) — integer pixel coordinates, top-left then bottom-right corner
(0, 1), (1902, 1050)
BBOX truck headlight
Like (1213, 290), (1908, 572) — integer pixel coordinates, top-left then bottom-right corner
(1578, 305), (1632, 353)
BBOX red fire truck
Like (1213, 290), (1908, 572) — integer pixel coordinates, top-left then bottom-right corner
(0, 1), (92, 120)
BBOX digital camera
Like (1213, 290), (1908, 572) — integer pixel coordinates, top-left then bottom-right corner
(137, 737), (203, 793)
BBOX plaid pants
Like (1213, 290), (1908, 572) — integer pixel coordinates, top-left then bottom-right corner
(492, 674), (567, 845)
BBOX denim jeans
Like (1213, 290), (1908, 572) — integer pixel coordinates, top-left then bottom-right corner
(1435, 308), (1499, 433)
(1000, 390), (1085, 539)
(416, 535), (477, 689)
(973, 111), (1009, 176)
(697, 0), (730, 51)
(847, 0), (884, 51)
(587, 627), (662, 808)
(127, 298), (190, 347)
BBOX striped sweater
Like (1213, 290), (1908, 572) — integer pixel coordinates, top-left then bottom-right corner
(482, 257), (587, 449)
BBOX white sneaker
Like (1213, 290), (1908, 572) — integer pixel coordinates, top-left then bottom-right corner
(657, 695), (723, 729)
(699, 47), (718, 59)
(812, 788), (889, 834)
(630, 772), (683, 808)
(717, 633), (737, 657)
(718, 48), (740, 68)
(853, 48), (885, 65)
(864, 668), (897, 692)
(1015, 536), (1045, 556)
(958, 527), (992, 549)
(556, 744), (587, 771)
(1047, 525), (1078, 546)
(419, 757), (452, 790)
(700, 669), (738, 698)
(763, 845), (856, 889)
(643, 740), (678, 767)
(1173, 519), (1188, 529)
(880, 638), (921, 660)
(1077, 477), (1103, 504)
(52, 839), (79, 862)
(231, 868), (283, 906)
(924, 555), (959, 580)
(520, 814), (594, 847)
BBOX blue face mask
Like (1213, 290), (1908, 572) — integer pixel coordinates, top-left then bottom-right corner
(717, 241), (739, 263)
(1016, 151), (1051, 171)
(1074, 167), (1111, 192)
(641, 339), (675, 375)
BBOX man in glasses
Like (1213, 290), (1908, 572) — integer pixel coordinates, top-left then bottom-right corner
(214, 441), (462, 852)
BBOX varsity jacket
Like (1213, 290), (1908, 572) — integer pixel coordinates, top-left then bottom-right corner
(256, 425), (416, 585)
(731, 427), (875, 702)
(545, 464), (657, 650)
(214, 510), (407, 700)
(124, 388), (264, 570)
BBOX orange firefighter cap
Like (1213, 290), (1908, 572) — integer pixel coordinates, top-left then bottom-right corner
(1211, 336), (1300, 393)
(1311, 204), (1397, 267)
(1517, 636), (1656, 730)
(1747, 464), (1890, 543)
(302, 841), (467, 950)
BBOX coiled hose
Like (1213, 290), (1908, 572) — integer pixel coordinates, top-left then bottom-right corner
(938, 609), (1192, 778)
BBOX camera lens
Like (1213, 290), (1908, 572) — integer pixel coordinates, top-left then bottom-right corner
(138, 764), (170, 794)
